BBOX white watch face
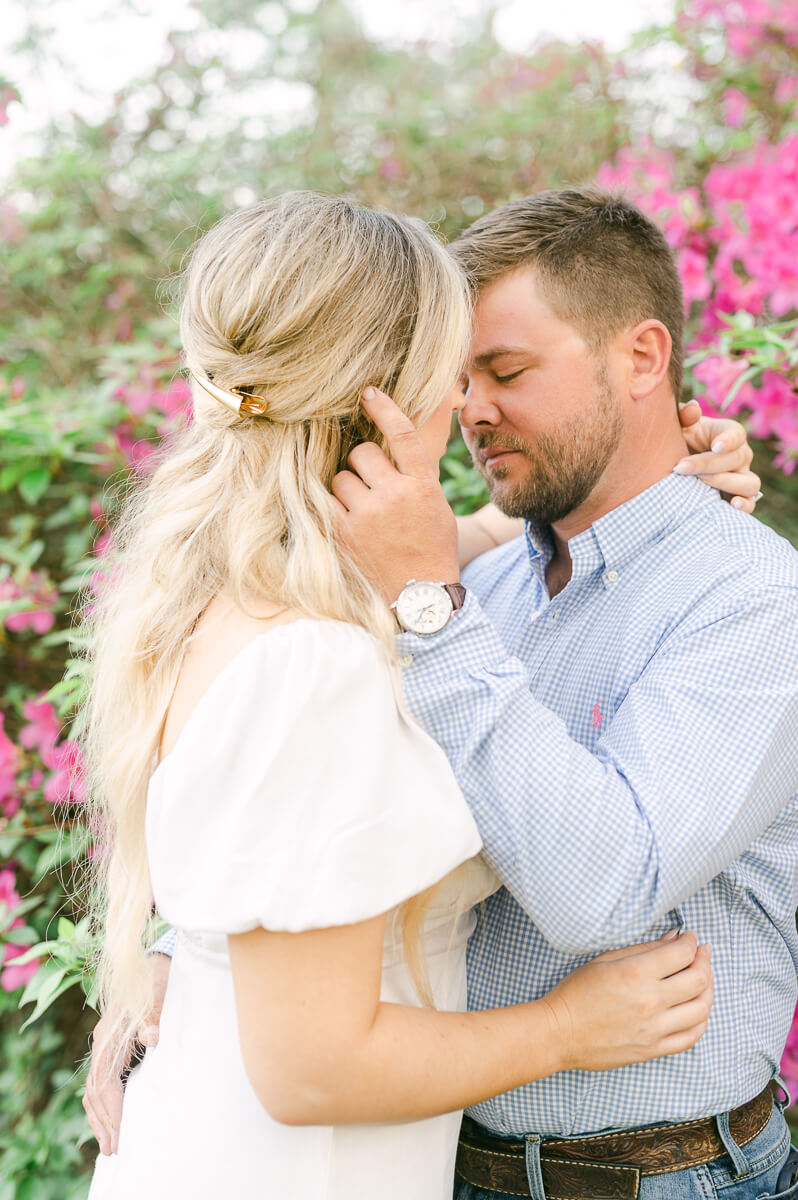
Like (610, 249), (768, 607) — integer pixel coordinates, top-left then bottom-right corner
(395, 583), (452, 635)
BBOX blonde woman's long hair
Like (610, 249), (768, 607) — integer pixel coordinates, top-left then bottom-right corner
(80, 192), (472, 1062)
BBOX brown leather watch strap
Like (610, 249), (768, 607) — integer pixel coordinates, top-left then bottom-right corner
(443, 583), (466, 611)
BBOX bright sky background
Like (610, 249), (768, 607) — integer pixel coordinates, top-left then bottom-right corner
(1, 0), (676, 177)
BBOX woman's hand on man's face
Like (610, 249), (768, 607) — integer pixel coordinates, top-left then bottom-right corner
(675, 401), (761, 513)
(331, 387), (461, 603)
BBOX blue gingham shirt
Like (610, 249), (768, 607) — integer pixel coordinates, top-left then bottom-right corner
(153, 473), (798, 1136)
(398, 472), (798, 1136)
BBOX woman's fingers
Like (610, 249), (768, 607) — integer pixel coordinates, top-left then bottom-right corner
(680, 412), (749, 455)
(660, 944), (713, 1007)
(633, 930), (699, 978)
(82, 1087), (113, 1156)
(331, 468), (371, 511)
(658, 1018), (711, 1057)
(730, 495), (758, 513)
(360, 386), (436, 479)
(696, 470), (761, 497)
(675, 441), (752, 477)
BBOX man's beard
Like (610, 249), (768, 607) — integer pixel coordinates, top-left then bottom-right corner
(471, 370), (624, 526)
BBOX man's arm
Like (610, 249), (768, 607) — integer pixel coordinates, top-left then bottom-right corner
(332, 389), (796, 954)
(400, 588), (798, 954)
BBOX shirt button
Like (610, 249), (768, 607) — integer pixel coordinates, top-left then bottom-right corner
(398, 655), (414, 667)
(606, 569), (619, 584)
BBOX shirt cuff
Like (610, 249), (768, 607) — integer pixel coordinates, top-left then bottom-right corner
(396, 589), (504, 666)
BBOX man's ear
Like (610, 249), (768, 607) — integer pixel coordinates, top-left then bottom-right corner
(627, 320), (672, 401)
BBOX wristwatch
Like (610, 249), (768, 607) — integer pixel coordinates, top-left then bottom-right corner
(391, 579), (466, 636)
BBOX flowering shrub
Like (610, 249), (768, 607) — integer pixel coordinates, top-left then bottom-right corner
(598, 135), (798, 470)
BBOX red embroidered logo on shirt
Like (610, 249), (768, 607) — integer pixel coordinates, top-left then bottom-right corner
(591, 702), (603, 730)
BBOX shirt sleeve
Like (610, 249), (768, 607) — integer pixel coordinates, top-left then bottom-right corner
(148, 927), (178, 957)
(398, 588), (798, 955)
(146, 621), (482, 936)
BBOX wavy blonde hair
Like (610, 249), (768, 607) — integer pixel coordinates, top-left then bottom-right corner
(79, 192), (472, 1062)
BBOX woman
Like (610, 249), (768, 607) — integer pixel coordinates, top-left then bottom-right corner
(82, 194), (718, 1200)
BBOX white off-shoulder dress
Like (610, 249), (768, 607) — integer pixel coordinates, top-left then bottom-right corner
(88, 619), (498, 1200)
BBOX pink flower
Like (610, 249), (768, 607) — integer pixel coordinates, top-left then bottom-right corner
(678, 247), (713, 308)
(0, 869), (38, 992)
(43, 740), (86, 806)
(721, 88), (750, 129)
(692, 355), (756, 413)
(1, 933), (39, 992)
(18, 697), (86, 805)
(20, 697), (61, 766)
(377, 156), (405, 182)
(0, 715), (20, 816)
(0, 572), (58, 635)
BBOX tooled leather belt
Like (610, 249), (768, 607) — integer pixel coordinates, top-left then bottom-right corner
(455, 1083), (776, 1200)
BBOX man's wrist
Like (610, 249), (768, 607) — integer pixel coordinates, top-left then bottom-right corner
(391, 578), (465, 635)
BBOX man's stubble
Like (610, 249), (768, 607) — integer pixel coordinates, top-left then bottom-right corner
(471, 364), (624, 526)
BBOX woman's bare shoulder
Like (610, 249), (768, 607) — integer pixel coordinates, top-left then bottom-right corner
(159, 596), (306, 760)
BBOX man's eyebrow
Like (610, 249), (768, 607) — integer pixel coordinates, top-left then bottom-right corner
(471, 346), (531, 367)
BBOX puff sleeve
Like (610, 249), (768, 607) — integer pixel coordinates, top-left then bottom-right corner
(146, 620), (482, 934)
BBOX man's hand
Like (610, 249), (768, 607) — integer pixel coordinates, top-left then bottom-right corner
(83, 952), (171, 1155)
(676, 401), (761, 512)
(331, 387), (460, 602)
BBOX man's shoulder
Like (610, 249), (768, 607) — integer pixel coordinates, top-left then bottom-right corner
(678, 497), (798, 599)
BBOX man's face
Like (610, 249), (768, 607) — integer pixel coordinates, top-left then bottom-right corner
(459, 267), (624, 525)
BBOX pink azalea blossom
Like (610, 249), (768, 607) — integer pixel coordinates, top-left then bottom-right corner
(693, 355), (756, 414)
(0, 869), (39, 993)
(598, 127), (798, 461)
(19, 697), (86, 805)
(19, 697), (61, 766)
(721, 88), (749, 129)
(0, 714), (21, 816)
(0, 572), (58, 635)
(43, 740), (86, 806)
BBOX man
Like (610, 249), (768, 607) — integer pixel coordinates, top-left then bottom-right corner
(86, 189), (793, 1200)
(328, 188), (798, 1200)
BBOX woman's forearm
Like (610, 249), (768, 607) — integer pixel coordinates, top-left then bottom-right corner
(252, 997), (561, 1126)
(457, 505), (524, 568)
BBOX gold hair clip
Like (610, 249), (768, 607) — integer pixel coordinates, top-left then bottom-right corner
(190, 370), (270, 418)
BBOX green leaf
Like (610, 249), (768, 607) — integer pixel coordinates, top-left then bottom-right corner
(721, 364), (761, 410)
(7, 941), (58, 966)
(0, 461), (29, 491)
(56, 917), (75, 940)
(18, 467), (52, 505)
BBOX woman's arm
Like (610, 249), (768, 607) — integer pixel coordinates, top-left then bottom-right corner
(457, 505), (523, 568)
(228, 918), (711, 1126)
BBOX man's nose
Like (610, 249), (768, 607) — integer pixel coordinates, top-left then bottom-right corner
(459, 384), (503, 431)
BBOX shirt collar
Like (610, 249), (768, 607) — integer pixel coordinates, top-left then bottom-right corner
(524, 474), (720, 585)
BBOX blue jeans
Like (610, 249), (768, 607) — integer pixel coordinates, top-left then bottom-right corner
(453, 1103), (798, 1200)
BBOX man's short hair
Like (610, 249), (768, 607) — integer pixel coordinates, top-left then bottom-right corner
(452, 187), (685, 399)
